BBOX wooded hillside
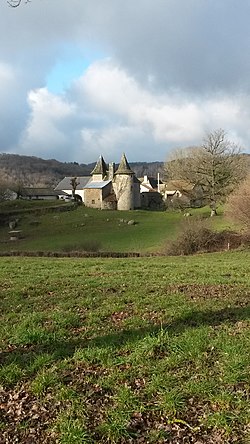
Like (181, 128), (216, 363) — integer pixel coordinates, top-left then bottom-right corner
(0, 153), (164, 188)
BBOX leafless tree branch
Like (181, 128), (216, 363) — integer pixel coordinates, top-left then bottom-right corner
(8, 0), (31, 7)
(8, 0), (22, 7)
(164, 129), (247, 214)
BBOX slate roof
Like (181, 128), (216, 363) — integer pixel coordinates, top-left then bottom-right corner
(115, 153), (134, 175)
(21, 188), (63, 197)
(91, 156), (108, 176)
(55, 176), (91, 190)
(140, 183), (157, 192)
(84, 180), (111, 189)
(139, 176), (163, 189)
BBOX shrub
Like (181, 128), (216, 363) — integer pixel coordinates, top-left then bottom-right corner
(62, 239), (102, 253)
(164, 195), (190, 211)
(165, 217), (248, 255)
(166, 218), (213, 255)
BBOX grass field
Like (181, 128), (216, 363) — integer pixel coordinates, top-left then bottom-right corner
(0, 203), (229, 254)
(0, 251), (250, 443)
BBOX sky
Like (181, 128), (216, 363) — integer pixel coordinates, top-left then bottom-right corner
(1, 0), (250, 164)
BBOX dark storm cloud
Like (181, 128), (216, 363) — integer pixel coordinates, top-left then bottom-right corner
(96, 0), (250, 93)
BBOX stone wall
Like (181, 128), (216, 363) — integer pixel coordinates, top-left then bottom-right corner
(84, 189), (102, 209)
(133, 182), (141, 209)
(114, 175), (134, 210)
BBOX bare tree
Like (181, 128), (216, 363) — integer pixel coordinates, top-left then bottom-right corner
(70, 177), (80, 201)
(0, 182), (10, 202)
(165, 129), (246, 215)
(225, 175), (250, 231)
(0, 179), (20, 201)
(11, 179), (25, 199)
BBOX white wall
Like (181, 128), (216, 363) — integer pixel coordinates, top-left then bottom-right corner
(62, 189), (85, 201)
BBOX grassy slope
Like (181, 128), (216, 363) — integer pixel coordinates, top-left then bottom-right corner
(0, 200), (67, 211)
(0, 204), (230, 254)
(0, 252), (250, 443)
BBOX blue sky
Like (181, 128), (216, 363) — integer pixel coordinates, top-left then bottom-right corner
(0, 0), (250, 163)
(46, 46), (104, 94)
(46, 56), (87, 94)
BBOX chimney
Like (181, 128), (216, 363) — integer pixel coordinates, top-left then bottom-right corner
(109, 162), (115, 180)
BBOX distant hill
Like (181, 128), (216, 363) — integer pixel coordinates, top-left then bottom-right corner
(130, 161), (164, 179)
(0, 153), (164, 188)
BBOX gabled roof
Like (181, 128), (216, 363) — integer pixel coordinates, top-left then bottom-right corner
(91, 156), (108, 176)
(55, 176), (91, 190)
(115, 153), (134, 175)
(84, 180), (111, 189)
(139, 176), (162, 189)
(140, 183), (156, 192)
(21, 188), (62, 197)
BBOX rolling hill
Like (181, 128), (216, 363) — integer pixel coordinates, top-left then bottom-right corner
(0, 153), (164, 188)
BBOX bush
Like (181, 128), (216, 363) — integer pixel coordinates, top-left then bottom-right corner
(166, 218), (212, 255)
(165, 217), (248, 255)
(62, 240), (102, 253)
(225, 176), (250, 232)
(164, 195), (190, 211)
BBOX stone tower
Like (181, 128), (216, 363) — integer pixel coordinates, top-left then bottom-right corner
(91, 155), (107, 181)
(114, 153), (134, 210)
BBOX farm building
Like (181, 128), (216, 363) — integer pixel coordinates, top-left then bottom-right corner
(55, 154), (163, 210)
(84, 153), (141, 210)
(54, 176), (91, 201)
(19, 188), (64, 200)
(159, 180), (203, 207)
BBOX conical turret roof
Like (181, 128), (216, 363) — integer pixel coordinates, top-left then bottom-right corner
(115, 153), (134, 175)
(91, 155), (108, 176)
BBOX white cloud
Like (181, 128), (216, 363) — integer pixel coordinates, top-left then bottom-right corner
(76, 61), (247, 149)
(28, 88), (76, 119)
(1, 1), (250, 161)
(20, 88), (76, 159)
(81, 125), (146, 161)
(17, 60), (250, 163)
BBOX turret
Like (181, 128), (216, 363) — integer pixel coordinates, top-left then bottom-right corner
(91, 155), (107, 181)
(114, 153), (134, 210)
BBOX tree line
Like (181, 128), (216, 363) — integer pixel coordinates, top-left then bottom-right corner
(0, 154), (93, 189)
(0, 153), (164, 194)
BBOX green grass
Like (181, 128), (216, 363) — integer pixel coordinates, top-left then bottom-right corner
(0, 252), (250, 443)
(0, 203), (230, 253)
(0, 199), (66, 211)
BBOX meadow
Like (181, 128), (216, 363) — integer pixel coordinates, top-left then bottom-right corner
(0, 252), (250, 443)
(0, 203), (227, 254)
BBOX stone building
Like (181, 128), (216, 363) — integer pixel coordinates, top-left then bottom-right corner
(84, 153), (141, 210)
(139, 175), (163, 210)
(55, 176), (90, 201)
